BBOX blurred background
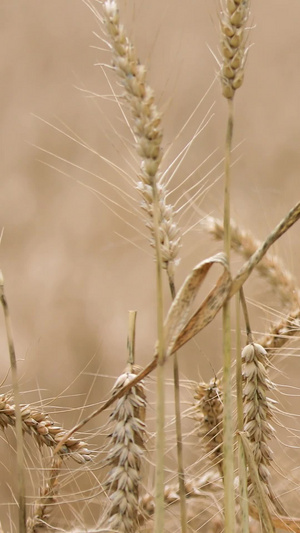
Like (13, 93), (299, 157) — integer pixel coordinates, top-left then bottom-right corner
(1, 0), (300, 529)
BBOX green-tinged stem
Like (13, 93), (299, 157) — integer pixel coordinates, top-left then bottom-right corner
(223, 97), (235, 532)
(236, 293), (249, 533)
(152, 184), (166, 533)
(168, 270), (188, 533)
(0, 271), (26, 532)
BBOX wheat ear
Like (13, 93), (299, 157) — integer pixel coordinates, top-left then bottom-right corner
(203, 216), (300, 309)
(259, 307), (300, 355)
(220, 0), (249, 100)
(242, 343), (275, 504)
(193, 379), (224, 478)
(102, 0), (181, 278)
(0, 394), (92, 463)
(103, 367), (146, 533)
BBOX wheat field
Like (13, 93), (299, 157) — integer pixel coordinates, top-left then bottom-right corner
(1, 1), (300, 531)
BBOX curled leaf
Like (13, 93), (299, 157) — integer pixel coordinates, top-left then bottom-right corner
(164, 253), (231, 357)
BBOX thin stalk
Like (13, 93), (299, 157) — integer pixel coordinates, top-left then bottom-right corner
(222, 98), (235, 533)
(235, 292), (249, 533)
(239, 432), (275, 533)
(0, 271), (26, 532)
(127, 310), (137, 369)
(168, 270), (187, 533)
(152, 183), (166, 533)
(239, 287), (253, 344)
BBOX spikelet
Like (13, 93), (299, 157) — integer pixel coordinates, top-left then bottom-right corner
(102, 0), (181, 277)
(193, 379), (223, 477)
(0, 394), (92, 463)
(220, 0), (249, 99)
(104, 368), (146, 533)
(242, 343), (274, 502)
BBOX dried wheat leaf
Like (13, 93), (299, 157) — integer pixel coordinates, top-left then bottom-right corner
(164, 252), (231, 357)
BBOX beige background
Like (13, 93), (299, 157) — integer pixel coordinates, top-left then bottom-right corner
(1, 0), (300, 529)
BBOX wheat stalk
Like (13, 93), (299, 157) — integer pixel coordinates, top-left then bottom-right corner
(103, 368), (146, 533)
(220, 2), (250, 530)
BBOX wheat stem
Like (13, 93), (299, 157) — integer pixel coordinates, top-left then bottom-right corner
(167, 274), (187, 533)
(0, 270), (26, 531)
(222, 90), (235, 533)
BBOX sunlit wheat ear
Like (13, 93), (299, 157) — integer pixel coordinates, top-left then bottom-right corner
(103, 367), (147, 533)
(220, 0), (249, 99)
(242, 343), (276, 505)
(102, 0), (181, 278)
(26, 456), (62, 532)
(193, 379), (224, 478)
(0, 394), (92, 463)
(203, 216), (300, 309)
